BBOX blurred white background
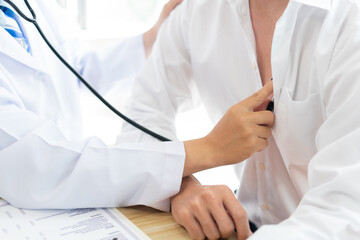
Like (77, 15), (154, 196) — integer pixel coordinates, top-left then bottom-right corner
(57, 0), (240, 191)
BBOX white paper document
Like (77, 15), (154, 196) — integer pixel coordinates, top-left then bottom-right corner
(0, 199), (151, 240)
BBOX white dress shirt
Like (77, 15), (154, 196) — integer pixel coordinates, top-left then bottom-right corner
(0, 0), (185, 211)
(122, 0), (360, 238)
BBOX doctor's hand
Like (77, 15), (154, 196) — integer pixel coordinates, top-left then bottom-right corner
(143, 0), (183, 57)
(171, 176), (252, 240)
(183, 81), (274, 176)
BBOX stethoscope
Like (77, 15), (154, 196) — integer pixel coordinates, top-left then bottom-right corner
(3, 0), (171, 142)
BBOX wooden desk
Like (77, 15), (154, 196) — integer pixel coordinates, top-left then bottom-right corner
(0, 197), (235, 240)
(118, 206), (237, 240)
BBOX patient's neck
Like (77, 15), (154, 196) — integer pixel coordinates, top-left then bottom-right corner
(249, 0), (289, 86)
(250, 0), (289, 22)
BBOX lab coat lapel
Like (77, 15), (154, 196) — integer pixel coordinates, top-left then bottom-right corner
(0, 27), (44, 72)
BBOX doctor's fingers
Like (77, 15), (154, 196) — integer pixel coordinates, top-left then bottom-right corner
(253, 125), (272, 139)
(246, 110), (275, 127)
(240, 81), (274, 111)
(161, 0), (183, 18)
(155, 0), (183, 30)
(167, 0), (184, 8)
(255, 138), (270, 152)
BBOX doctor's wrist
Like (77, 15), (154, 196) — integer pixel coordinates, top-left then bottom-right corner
(143, 27), (157, 58)
(183, 138), (217, 177)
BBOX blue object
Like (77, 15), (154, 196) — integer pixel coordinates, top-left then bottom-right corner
(0, 5), (31, 53)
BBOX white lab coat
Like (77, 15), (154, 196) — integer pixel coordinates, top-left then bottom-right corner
(0, 0), (185, 211)
(122, 0), (360, 239)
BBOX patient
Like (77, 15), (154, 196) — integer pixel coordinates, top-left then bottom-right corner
(121, 0), (360, 239)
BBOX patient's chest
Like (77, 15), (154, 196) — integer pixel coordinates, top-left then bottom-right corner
(188, 2), (329, 195)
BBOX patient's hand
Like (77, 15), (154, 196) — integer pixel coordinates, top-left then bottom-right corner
(143, 0), (183, 57)
(171, 176), (252, 240)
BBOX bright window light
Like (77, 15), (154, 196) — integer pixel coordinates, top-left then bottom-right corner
(59, 0), (168, 40)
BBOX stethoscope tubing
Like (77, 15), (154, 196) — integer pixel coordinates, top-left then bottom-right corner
(3, 0), (171, 142)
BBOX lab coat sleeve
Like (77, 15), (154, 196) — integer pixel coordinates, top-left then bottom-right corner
(74, 35), (147, 95)
(40, 0), (147, 95)
(249, 24), (360, 239)
(118, 0), (199, 143)
(0, 74), (184, 211)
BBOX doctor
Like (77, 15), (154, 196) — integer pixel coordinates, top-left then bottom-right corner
(0, 0), (183, 209)
(122, 0), (360, 239)
(0, 0), (275, 213)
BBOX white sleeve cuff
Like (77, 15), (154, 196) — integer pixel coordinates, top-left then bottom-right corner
(146, 141), (185, 212)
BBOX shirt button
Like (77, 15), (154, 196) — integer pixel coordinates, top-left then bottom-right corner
(262, 203), (270, 211)
(258, 163), (266, 171)
(252, 62), (258, 71)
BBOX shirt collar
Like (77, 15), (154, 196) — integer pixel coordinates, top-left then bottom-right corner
(228, 0), (332, 11)
(292, 0), (331, 10)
